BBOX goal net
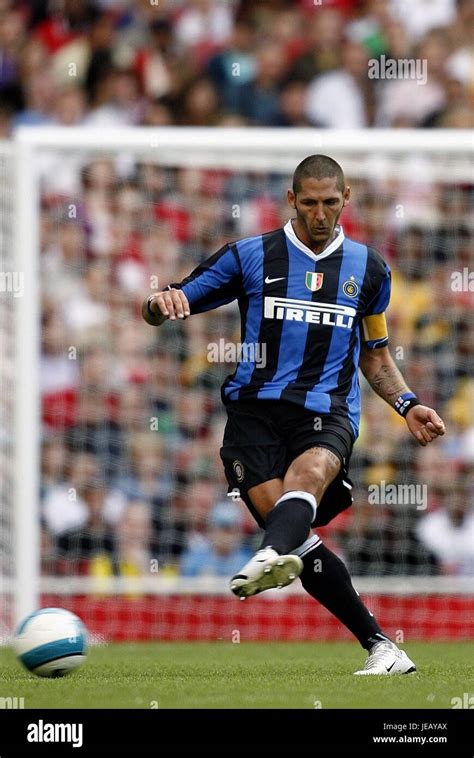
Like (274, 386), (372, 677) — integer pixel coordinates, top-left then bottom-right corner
(2, 127), (473, 643)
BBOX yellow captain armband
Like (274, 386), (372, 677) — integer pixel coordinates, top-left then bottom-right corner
(362, 313), (389, 349)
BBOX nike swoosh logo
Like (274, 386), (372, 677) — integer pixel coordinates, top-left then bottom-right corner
(265, 276), (286, 284)
(386, 661), (396, 672)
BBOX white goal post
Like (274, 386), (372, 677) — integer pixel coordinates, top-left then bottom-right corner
(2, 127), (473, 636)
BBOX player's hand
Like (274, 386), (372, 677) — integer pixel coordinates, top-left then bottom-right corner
(405, 405), (446, 446)
(142, 288), (190, 325)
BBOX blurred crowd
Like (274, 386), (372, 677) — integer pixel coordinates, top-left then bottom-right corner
(2, 0), (472, 580)
(0, 0), (473, 134)
(37, 155), (474, 579)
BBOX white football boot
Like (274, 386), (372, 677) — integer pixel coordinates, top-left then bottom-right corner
(230, 547), (303, 599)
(354, 640), (416, 675)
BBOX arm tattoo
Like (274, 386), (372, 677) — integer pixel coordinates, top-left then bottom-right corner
(369, 363), (411, 405)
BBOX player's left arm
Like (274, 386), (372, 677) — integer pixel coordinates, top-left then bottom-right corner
(359, 341), (446, 446)
(359, 253), (445, 446)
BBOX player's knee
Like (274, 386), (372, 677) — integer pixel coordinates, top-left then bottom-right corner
(283, 465), (326, 500)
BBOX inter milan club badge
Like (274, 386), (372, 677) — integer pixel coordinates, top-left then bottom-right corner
(305, 272), (324, 291)
(343, 276), (359, 298)
(233, 459), (245, 483)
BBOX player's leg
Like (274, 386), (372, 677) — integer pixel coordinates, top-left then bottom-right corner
(230, 478), (309, 598)
(251, 404), (351, 560)
(245, 468), (384, 645)
(241, 408), (416, 673)
(229, 444), (339, 596)
(230, 448), (339, 598)
(258, 446), (340, 554)
(295, 538), (416, 673)
(237, 479), (415, 672)
(219, 400), (304, 597)
(228, 403), (352, 599)
(284, 445), (416, 673)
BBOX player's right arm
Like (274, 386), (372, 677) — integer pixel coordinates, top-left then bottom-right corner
(142, 242), (242, 326)
(142, 287), (190, 325)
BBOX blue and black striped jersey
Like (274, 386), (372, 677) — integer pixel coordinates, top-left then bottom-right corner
(168, 221), (391, 438)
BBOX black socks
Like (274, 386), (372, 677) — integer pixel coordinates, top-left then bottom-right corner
(260, 491), (316, 554)
(300, 541), (390, 650)
(257, 489), (390, 651)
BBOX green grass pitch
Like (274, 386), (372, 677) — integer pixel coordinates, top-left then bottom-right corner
(0, 642), (472, 709)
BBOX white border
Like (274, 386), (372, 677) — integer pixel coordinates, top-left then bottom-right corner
(13, 141), (41, 623)
(15, 127), (473, 152)
(14, 127), (473, 181)
(32, 575), (474, 596)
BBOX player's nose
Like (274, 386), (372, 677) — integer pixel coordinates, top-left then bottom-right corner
(315, 209), (326, 224)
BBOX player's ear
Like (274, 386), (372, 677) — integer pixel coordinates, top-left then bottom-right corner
(343, 186), (351, 206)
(287, 189), (296, 209)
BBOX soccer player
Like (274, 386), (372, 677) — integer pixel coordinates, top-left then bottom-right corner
(142, 155), (446, 675)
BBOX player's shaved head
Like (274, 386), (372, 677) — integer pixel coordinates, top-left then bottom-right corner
(293, 155), (345, 194)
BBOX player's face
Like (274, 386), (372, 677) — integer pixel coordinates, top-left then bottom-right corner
(288, 176), (350, 251)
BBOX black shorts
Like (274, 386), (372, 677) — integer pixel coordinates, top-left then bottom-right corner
(220, 399), (354, 529)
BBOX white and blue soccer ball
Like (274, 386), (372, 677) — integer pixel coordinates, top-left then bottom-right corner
(12, 607), (88, 677)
